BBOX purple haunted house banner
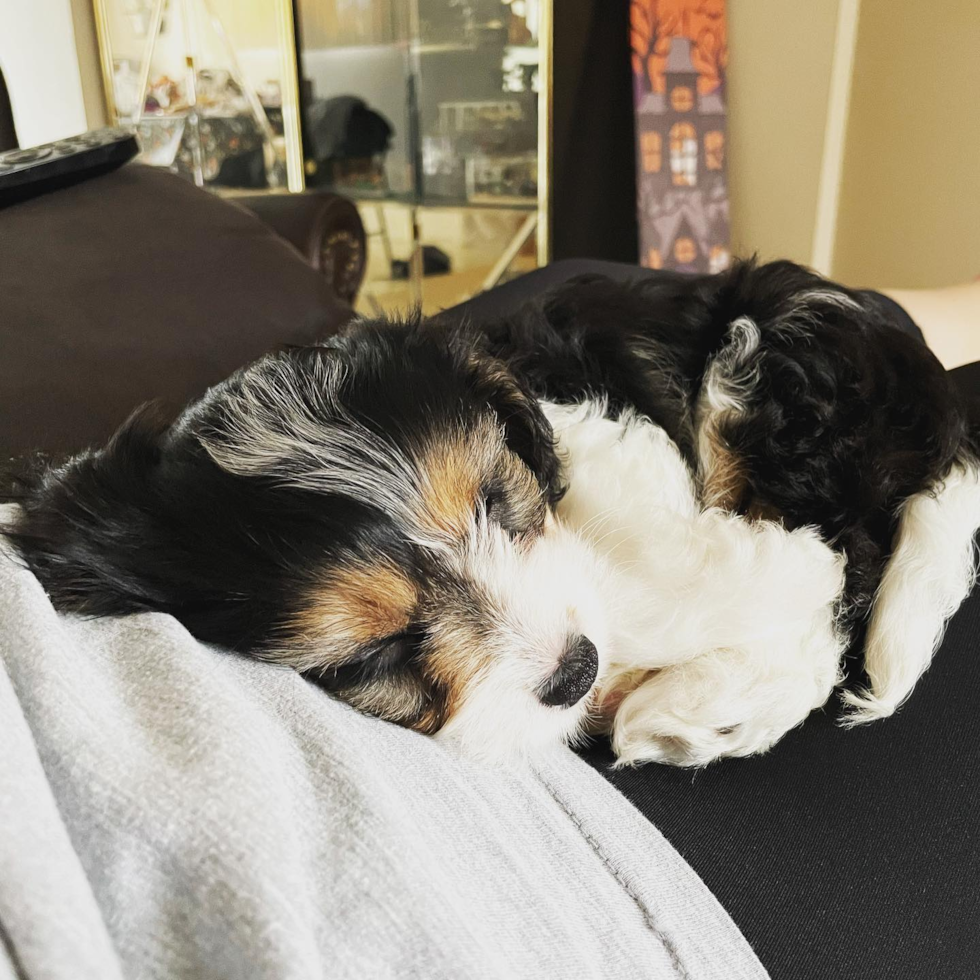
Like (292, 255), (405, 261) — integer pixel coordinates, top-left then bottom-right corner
(631, 0), (730, 273)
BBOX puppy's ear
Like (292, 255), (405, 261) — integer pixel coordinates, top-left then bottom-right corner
(455, 337), (566, 504)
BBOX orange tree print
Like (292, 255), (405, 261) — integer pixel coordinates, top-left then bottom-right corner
(631, 0), (728, 96)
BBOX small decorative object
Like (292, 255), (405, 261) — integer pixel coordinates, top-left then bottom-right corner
(466, 152), (537, 202)
(111, 58), (143, 119)
(631, 0), (730, 273)
(136, 112), (185, 167)
(422, 135), (466, 199)
(432, 98), (537, 202)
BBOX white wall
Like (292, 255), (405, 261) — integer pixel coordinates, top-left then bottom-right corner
(727, 0), (978, 289)
(0, 0), (88, 147)
(831, 0), (980, 288)
(725, 0), (854, 270)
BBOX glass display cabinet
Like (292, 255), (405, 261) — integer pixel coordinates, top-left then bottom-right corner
(93, 0), (552, 312)
(294, 0), (552, 312)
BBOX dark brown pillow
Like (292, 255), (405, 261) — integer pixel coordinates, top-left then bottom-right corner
(0, 164), (355, 459)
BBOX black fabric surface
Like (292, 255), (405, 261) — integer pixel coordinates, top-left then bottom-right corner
(446, 262), (977, 980)
(446, 259), (657, 325)
(579, 584), (980, 980)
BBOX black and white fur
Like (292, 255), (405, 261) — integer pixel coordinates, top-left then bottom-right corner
(5, 260), (979, 765)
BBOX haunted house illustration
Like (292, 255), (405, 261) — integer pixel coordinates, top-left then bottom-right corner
(635, 36), (730, 274)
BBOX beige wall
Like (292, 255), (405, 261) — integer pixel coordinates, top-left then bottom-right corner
(725, 0), (847, 267)
(726, 0), (979, 288)
(831, 0), (980, 289)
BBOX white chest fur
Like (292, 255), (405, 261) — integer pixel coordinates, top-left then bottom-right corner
(542, 400), (847, 766)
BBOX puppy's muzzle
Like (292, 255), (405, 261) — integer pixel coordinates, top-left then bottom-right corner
(536, 635), (599, 708)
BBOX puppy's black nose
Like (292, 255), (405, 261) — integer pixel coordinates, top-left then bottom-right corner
(537, 635), (599, 708)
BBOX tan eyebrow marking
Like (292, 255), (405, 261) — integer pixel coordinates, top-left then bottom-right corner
(290, 562), (417, 650)
(416, 420), (501, 537)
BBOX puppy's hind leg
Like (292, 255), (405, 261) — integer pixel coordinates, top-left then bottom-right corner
(842, 460), (980, 723)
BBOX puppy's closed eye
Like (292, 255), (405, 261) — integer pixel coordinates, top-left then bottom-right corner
(477, 486), (502, 524)
(318, 628), (424, 689)
(478, 468), (546, 542)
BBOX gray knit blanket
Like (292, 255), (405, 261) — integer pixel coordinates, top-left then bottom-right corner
(0, 507), (767, 980)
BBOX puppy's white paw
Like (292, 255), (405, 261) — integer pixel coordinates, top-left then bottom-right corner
(606, 609), (846, 768)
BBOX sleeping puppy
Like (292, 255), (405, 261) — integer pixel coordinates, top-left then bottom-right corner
(5, 260), (980, 765)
